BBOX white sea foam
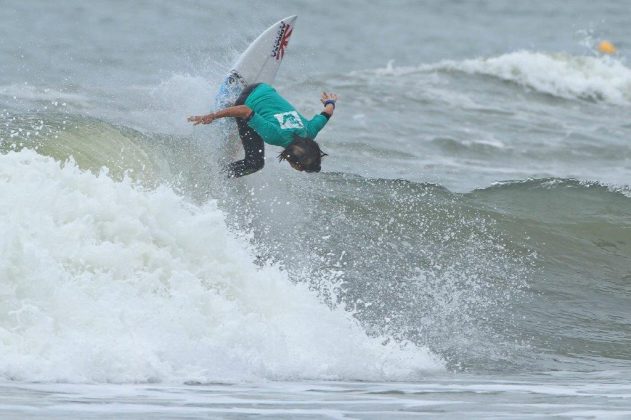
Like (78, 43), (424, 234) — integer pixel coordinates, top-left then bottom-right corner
(0, 150), (442, 384)
(365, 52), (631, 105)
(441, 51), (631, 104)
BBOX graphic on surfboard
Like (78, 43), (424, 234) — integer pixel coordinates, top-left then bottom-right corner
(215, 15), (297, 110)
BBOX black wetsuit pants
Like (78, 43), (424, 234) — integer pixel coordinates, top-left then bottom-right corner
(225, 83), (265, 178)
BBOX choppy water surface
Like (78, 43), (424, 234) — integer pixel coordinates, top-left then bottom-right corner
(3, 374), (631, 419)
(1, 0), (630, 417)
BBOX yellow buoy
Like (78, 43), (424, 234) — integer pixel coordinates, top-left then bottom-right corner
(597, 40), (617, 55)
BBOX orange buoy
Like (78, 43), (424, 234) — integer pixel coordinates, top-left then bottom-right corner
(597, 40), (617, 55)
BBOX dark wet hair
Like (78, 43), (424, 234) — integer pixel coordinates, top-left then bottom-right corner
(278, 136), (327, 173)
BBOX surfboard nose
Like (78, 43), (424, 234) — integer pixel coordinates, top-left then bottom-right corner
(217, 15), (300, 103)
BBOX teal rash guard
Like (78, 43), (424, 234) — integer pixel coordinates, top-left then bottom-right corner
(244, 84), (329, 148)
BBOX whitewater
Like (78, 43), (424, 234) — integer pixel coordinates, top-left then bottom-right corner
(0, 150), (440, 384)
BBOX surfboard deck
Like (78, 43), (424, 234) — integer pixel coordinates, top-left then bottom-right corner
(215, 15), (297, 110)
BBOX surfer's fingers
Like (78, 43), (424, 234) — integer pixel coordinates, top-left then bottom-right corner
(320, 92), (337, 103)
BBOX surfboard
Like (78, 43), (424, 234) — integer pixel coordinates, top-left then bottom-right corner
(215, 15), (297, 110)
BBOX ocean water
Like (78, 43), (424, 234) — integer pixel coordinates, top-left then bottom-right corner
(1, 0), (630, 418)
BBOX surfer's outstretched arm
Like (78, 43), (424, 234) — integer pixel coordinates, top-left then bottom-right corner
(188, 105), (252, 125)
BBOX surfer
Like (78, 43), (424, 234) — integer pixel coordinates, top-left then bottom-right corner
(188, 83), (336, 177)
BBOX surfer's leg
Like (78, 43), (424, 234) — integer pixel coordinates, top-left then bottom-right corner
(225, 118), (265, 178)
(225, 83), (265, 178)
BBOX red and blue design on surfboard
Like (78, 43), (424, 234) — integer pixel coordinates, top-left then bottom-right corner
(271, 22), (293, 61)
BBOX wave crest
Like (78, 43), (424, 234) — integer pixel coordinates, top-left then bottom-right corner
(365, 51), (631, 104)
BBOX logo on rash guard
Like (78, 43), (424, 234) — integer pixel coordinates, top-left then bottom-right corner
(271, 22), (293, 61)
(275, 111), (304, 129)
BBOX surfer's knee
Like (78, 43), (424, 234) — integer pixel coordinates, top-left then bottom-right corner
(249, 152), (265, 171)
(225, 157), (263, 178)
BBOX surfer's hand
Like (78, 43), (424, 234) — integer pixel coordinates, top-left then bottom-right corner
(321, 92), (337, 117)
(320, 92), (337, 105)
(187, 113), (215, 125)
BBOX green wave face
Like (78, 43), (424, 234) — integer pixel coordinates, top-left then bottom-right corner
(1, 112), (171, 186)
(219, 172), (631, 372)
